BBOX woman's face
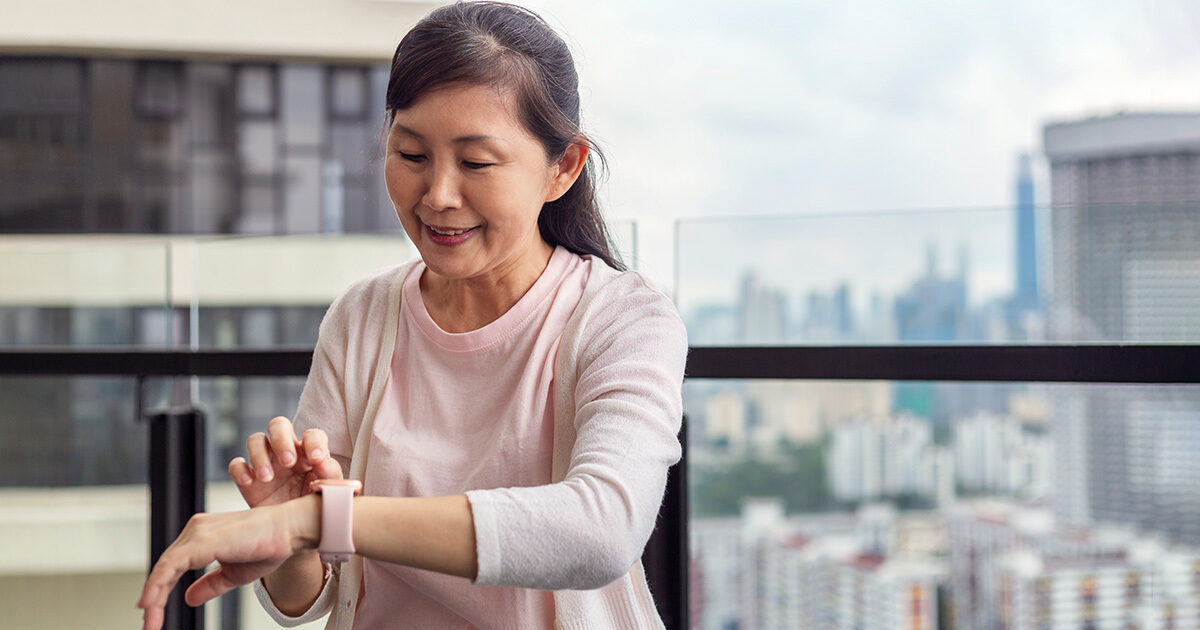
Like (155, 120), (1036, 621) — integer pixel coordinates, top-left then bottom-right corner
(385, 83), (577, 285)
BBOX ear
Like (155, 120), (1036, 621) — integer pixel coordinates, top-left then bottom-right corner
(545, 140), (589, 203)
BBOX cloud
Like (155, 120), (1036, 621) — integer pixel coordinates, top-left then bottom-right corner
(521, 0), (1200, 288)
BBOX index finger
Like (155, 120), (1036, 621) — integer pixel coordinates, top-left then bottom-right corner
(266, 416), (300, 467)
(137, 548), (201, 629)
(300, 428), (329, 465)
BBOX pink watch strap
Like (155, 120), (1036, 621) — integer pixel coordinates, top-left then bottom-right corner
(318, 484), (357, 563)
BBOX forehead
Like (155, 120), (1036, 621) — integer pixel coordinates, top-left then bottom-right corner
(389, 83), (526, 140)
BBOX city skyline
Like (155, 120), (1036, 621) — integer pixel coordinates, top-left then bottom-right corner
(520, 0), (1200, 288)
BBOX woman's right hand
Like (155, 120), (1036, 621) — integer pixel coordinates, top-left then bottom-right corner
(228, 416), (343, 509)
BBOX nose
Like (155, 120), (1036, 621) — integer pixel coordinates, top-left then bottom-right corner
(421, 161), (462, 212)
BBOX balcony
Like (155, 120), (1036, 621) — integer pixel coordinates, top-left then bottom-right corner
(1, 204), (1198, 629)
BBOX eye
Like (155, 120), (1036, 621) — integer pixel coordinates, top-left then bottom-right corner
(397, 151), (426, 163)
(463, 160), (494, 170)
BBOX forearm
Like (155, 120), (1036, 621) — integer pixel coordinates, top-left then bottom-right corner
(287, 493), (478, 582)
(353, 495), (478, 580)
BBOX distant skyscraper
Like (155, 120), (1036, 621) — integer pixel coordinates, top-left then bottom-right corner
(736, 270), (788, 344)
(893, 244), (968, 422)
(1044, 112), (1200, 543)
(1008, 154), (1040, 338)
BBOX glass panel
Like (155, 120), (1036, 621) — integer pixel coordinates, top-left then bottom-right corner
(0, 372), (156, 622)
(677, 204), (1200, 345)
(606, 218), (637, 270)
(0, 237), (172, 348)
(686, 379), (1200, 629)
(191, 375), (337, 629)
(191, 234), (418, 349)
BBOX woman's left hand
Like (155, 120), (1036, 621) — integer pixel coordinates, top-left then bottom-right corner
(136, 497), (317, 630)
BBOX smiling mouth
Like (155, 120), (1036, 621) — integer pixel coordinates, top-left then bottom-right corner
(426, 225), (478, 236)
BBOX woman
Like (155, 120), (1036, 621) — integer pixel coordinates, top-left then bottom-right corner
(137, 2), (686, 628)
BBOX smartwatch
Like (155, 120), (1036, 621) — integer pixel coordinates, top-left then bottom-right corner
(309, 479), (363, 563)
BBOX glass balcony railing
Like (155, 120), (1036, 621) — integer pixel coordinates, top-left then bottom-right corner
(0, 206), (1197, 629)
(676, 203), (1200, 630)
(676, 203), (1200, 346)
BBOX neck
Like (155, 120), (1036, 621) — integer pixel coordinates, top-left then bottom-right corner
(420, 242), (555, 333)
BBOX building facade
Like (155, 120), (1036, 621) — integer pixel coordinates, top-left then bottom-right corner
(1044, 112), (1200, 544)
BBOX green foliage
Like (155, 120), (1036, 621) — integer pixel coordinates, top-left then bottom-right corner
(689, 441), (833, 517)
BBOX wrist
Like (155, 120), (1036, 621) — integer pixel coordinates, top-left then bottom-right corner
(286, 493), (322, 552)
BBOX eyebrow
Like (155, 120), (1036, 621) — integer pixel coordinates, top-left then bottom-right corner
(391, 123), (503, 145)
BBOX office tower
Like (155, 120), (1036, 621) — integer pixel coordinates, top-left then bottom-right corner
(1008, 153), (1042, 339)
(736, 270), (788, 344)
(1014, 154), (1039, 311)
(892, 244), (969, 429)
(1044, 112), (1200, 542)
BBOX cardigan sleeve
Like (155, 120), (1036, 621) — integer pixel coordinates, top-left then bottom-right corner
(252, 562), (339, 626)
(466, 273), (687, 590)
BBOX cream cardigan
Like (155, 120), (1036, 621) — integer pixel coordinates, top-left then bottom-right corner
(254, 255), (687, 629)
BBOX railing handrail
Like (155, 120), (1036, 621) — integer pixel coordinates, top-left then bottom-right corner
(1, 344), (1199, 383)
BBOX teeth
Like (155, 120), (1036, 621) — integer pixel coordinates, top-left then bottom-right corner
(429, 226), (472, 236)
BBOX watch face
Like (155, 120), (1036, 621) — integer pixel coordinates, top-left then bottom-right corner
(310, 479), (363, 495)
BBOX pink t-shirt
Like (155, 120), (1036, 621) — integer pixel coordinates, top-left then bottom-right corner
(354, 246), (588, 629)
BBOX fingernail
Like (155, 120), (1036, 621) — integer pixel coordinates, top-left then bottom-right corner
(311, 449), (324, 461)
(238, 474), (253, 486)
(258, 466), (273, 482)
(281, 452), (296, 466)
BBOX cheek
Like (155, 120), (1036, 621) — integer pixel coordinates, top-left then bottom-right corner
(384, 163), (419, 208)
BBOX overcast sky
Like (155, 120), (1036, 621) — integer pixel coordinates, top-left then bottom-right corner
(519, 0), (1200, 304)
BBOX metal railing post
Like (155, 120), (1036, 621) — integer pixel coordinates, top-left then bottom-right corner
(642, 418), (689, 630)
(148, 407), (206, 630)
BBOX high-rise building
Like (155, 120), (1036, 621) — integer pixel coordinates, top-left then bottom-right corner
(1007, 153), (1042, 339)
(1013, 153), (1039, 312)
(693, 499), (944, 630)
(1044, 112), (1200, 543)
(736, 269), (788, 344)
(892, 244), (971, 427)
(954, 412), (1052, 499)
(994, 547), (1200, 630)
(828, 415), (945, 504)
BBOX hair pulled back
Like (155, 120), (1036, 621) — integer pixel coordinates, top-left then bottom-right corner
(386, 1), (625, 271)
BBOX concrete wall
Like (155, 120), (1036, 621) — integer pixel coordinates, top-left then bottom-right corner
(0, 484), (324, 629)
(0, 0), (442, 62)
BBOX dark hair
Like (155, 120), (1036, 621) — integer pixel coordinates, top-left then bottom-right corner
(385, 1), (625, 271)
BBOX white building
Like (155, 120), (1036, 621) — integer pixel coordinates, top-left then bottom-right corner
(828, 414), (948, 504)
(954, 412), (1052, 498)
(693, 498), (946, 630)
(994, 545), (1200, 629)
(945, 499), (1185, 629)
